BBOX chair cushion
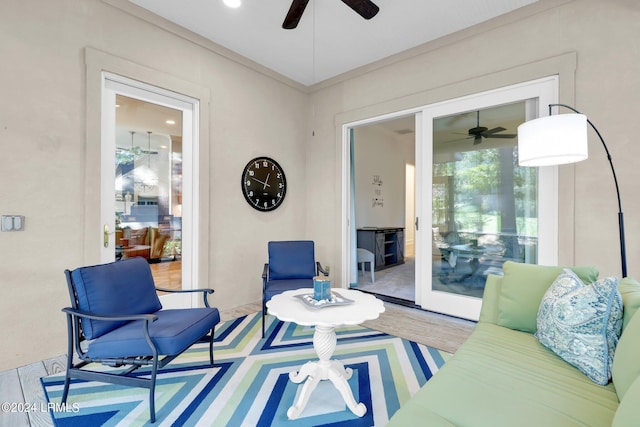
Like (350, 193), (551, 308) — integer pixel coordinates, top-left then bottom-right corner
(71, 257), (162, 339)
(265, 279), (313, 301)
(268, 241), (316, 280)
(87, 308), (220, 359)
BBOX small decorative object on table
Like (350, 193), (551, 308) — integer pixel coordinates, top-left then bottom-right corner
(313, 275), (332, 301)
(296, 291), (354, 309)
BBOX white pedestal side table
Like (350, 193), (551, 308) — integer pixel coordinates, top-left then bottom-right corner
(266, 288), (385, 419)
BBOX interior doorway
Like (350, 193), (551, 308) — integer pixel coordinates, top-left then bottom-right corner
(349, 115), (417, 304)
(101, 73), (199, 308)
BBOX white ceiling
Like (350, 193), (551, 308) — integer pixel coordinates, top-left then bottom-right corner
(127, 0), (538, 86)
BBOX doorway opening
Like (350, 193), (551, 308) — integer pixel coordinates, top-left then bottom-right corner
(349, 115), (417, 304)
(342, 76), (559, 320)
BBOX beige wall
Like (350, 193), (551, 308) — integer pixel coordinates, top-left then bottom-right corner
(0, 0), (310, 370)
(309, 0), (640, 286)
(1, 0), (639, 370)
(353, 125), (414, 229)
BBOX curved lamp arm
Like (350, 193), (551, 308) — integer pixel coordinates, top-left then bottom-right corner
(549, 104), (627, 277)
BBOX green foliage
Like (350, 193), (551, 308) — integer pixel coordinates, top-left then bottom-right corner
(433, 146), (538, 236)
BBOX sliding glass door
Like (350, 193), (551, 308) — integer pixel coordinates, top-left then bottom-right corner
(418, 77), (559, 320)
(341, 77), (559, 320)
(431, 103), (537, 299)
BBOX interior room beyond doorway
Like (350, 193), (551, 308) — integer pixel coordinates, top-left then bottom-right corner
(351, 115), (416, 303)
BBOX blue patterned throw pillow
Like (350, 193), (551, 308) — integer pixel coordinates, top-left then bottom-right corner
(535, 269), (622, 385)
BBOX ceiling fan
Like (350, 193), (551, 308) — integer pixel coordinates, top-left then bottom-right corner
(462, 111), (517, 145)
(283, 0), (379, 30)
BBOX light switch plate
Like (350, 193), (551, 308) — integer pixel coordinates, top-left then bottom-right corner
(1, 215), (25, 232)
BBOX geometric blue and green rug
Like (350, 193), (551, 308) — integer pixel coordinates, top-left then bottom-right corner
(41, 312), (449, 426)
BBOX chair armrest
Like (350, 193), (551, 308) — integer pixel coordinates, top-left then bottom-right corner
(62, 307), (159, 359)
(62, 307), (158, 323)
(317, 262), (328, 276)
(154, 288), (215, 308)
(262, 263), (269, 289)
(154, 287), (214, 294)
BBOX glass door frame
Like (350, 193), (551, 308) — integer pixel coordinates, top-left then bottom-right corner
(341, 76), (560, 320)
(101, 72), (200, 308)
(418, 76), (559, 320)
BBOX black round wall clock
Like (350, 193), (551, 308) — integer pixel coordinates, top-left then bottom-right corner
(241, 157), (287, 211)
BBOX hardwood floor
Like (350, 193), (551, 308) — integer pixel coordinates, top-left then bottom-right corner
(150, 259), (182, 293)
(0, 300), (475, 427)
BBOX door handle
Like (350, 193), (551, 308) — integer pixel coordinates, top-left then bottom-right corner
(104, 224), (109, 248)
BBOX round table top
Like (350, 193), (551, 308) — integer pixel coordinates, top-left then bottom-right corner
(266, 288), (385, 328)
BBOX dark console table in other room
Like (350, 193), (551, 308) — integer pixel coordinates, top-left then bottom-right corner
(357, 227), (405, 271)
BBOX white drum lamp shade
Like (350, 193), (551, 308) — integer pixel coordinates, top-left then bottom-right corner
(516, 104), (627, 277)
(517, 113), (589, 167)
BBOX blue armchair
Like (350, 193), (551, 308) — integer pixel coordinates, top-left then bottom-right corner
(261, 240), (327, 337)
(61, 257), (220, 423)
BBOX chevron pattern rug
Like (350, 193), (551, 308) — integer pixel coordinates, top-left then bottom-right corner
(41, 312), (449, 426)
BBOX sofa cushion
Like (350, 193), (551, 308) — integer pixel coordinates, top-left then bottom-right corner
(535, 269), (622, 385)
(497, 261), (599, 333)
(478, 274), (501, 324)
(613, 375), (640, 427)
(388, 322), (618, 427)
(71, 257), (162, 340)
(612, 309), (640, 400)
(618, 277), (640, 331)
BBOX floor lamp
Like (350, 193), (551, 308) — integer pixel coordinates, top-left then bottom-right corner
(517, 104), (627, 278)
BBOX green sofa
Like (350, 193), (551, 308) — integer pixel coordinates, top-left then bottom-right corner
(388, 262), (640, 427)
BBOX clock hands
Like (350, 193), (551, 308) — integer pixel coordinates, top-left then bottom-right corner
(250, 176), (271, 189)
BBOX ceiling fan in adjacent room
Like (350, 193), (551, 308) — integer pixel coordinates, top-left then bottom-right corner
(461, 111), (517, 145)
(283, 0), (379, 29)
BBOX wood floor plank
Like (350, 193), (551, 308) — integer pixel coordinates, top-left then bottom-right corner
(220, 302), (262, 321)
(17, 363), (53, 427)
(42, 356), (66, 376)
(0, 369), (30, 427)
(363, 303), (475, 353)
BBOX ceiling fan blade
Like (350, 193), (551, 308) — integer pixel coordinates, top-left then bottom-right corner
(283, 0), (310, 29)
(481, 127), (517, 139)
(485, 133), (517, 139)
(482, 126), (506, 135)
(341, 0), (379, 20)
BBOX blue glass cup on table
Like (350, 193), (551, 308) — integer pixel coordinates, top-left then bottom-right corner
(313, 276), (332, 301)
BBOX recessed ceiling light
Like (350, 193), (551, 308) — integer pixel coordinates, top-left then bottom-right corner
(223, 0), (241, 8)
(166, 119), (176, 125)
